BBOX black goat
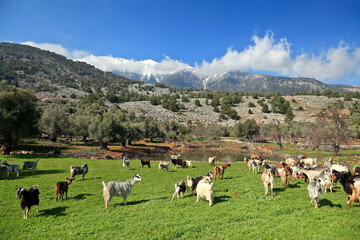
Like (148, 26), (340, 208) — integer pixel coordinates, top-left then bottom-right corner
(140, 159), (151, 168)
(333, 170), (360, 202)
(170, 157), (186, 169)
(16, 185), (40, 219)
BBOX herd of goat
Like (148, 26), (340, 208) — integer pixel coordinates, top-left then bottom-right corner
(1, 153), (360, 219)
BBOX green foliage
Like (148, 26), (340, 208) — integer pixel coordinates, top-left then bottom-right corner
(261, 103), (271, 113)
(181, 95), (189, 103)
(150, 95), (162, 105)
(270, 94), (292, 114)
(40, 104), (70, 142)
(0, 83), (41, 154)
(235, 119), (260, 140)
(194, 99), (202, 107)
(248, 109), (253, 114)
(285, 108), (295, 122)
(248, 102), (256, 108)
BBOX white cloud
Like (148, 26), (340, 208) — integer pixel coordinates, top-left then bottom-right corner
(22, 33), (360, 82)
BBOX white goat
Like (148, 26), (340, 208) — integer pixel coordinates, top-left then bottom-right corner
(158, 161), (169, 172)
(319, 170), (333, 193)
(196, 177), (214, 207)
(208, 156), (217, 166)
(307, 177), (325, 208)
(2, 161), (20, 177)
(261, 170), (274, 196)
(102, 174), (142, 209)
(185, 160), (193, 168)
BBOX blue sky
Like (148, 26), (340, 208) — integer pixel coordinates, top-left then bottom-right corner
(1, 0), (359, 85)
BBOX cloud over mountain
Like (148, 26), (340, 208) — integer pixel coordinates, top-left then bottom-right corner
(22, 32), (360, 83)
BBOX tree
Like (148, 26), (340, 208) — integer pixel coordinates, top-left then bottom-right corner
(40, 104), (70, 142)
(235, 119), (260, 141)
(145, 120), (164, 142)
(0, 83), (41, 154)
(88, 111), (127, 150)
(69, 109), (91, 143)
(194, 99), (202, 107)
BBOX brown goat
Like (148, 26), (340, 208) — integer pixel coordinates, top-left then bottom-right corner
(55, 177), (75, 201)
(281, 166), (292, 189)
(251, 153), (262, 160)
(214, 162), (231, 181)
(349, 185), (360, 208)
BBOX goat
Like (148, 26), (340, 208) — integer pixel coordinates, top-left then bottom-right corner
(102, 174), (142, 209)
(263, 161), (278, 176)
(185, 160), (193, 168)
(251, 153), (262, 160)
(140, 159), (151, 168)
(281, 166), (292, 188)
(186, 172), (213, 195)
(261, 170), (274, 196)
(170, 156), (186, 169)
(123, 157), (130, 169)
(208, 156), (217, 166)
(290, 166), (301, 178)
(348, 185), (360, 208)
(16, 185), (40, 219)
(55, 177), (75, 201)
(353, 166), (360, 175)
(285, 156), (300, 167)
(333, 170), (360, 204)
(301, 158), (317, 166)
(22, 159), (39, 173)
(323, 158), (333, 169)
(196, 177), (214, 207)
(158, 161), (169, 172)
(243, 157), (248, 163)
(319, 170), (333, 193)
(171, 180), (186, 200)
(214, 162), (231, 181)
(301, 168), (327, 182)
(251, 160), (260, 174)
(331, 163), (350, 174)
(2, 161), (20, 177)
(307, 177), (325, 208)
(70, 163), (88, 180)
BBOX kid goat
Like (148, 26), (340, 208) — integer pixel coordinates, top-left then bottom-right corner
(16, 185), (40, 219)
(213, 162), (231, 181)
(102, 174), (142, 209)
(55, 177), (75, 201)
(261, 170), (274, 196)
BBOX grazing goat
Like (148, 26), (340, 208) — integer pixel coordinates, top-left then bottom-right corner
(102, 174), (142, 209)
(158, 161), (169, 172)
(281, 166), (292, 188)
(301, 168), (327, 182)
(208, 156), (217, 166)
(185, 160), (193, 168)
(123, 157), (130, 169)
(307, 177), (325, 208)
(186, 172), (213, 195)
(170, 156), (186, 168)
(22, 159), (39, 173)
(2, 161), (20, 177)
(214, 162), (231, 181)
(16, 185), (40, 219)
(70, 163), (88, 180)
(171, 180), (186, 200)
(348, 185), (360, 208)
(333, 170), (360, 204)
(55, 177), (75, 201)
(261, 170), (274, 196)
(140, 159), (151, 168)
(353, 166), (360, 175)
(196, 177), (214, 207)
(251, 153), (262, 160)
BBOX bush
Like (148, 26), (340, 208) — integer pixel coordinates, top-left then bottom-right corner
(248, 102), (256, 108)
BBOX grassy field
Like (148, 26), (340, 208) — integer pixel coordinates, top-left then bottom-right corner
(0, 154), (359, 240)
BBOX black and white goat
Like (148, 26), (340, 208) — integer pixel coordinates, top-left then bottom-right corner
(70, 163), (88, 180)
(102, 174), (142, 209)
(333, 170), (360, 204)
(122, 156), (130, 169)
(16, 185), (40, 219)
(170, 154), (186, 168)
(262, 161), (278, 176)
(22, 159), (39, 173)
(2, 161), (20, 177)
(171, 180), (186, 200)
(158, 161), (169, 172)
(186, 172), (213, 195)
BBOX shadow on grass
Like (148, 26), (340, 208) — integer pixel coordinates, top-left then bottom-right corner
(73, 193), (94, 200)
(214, 195), (231, 204)
(289, 182), (301, 188)
(84, 177), (102, 180)
(273, 187), (285, 193)
(39, 206), (68, 217)
(320, 199), (342, 208)
(113, 199), (150, 207)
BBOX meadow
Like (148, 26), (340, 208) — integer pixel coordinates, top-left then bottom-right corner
(0, 154), (359, 240)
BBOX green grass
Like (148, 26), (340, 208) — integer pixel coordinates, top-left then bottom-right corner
(0, 155), (359, 239)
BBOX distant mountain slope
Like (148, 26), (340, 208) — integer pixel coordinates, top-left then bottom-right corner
(0, 42), (139, 94)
